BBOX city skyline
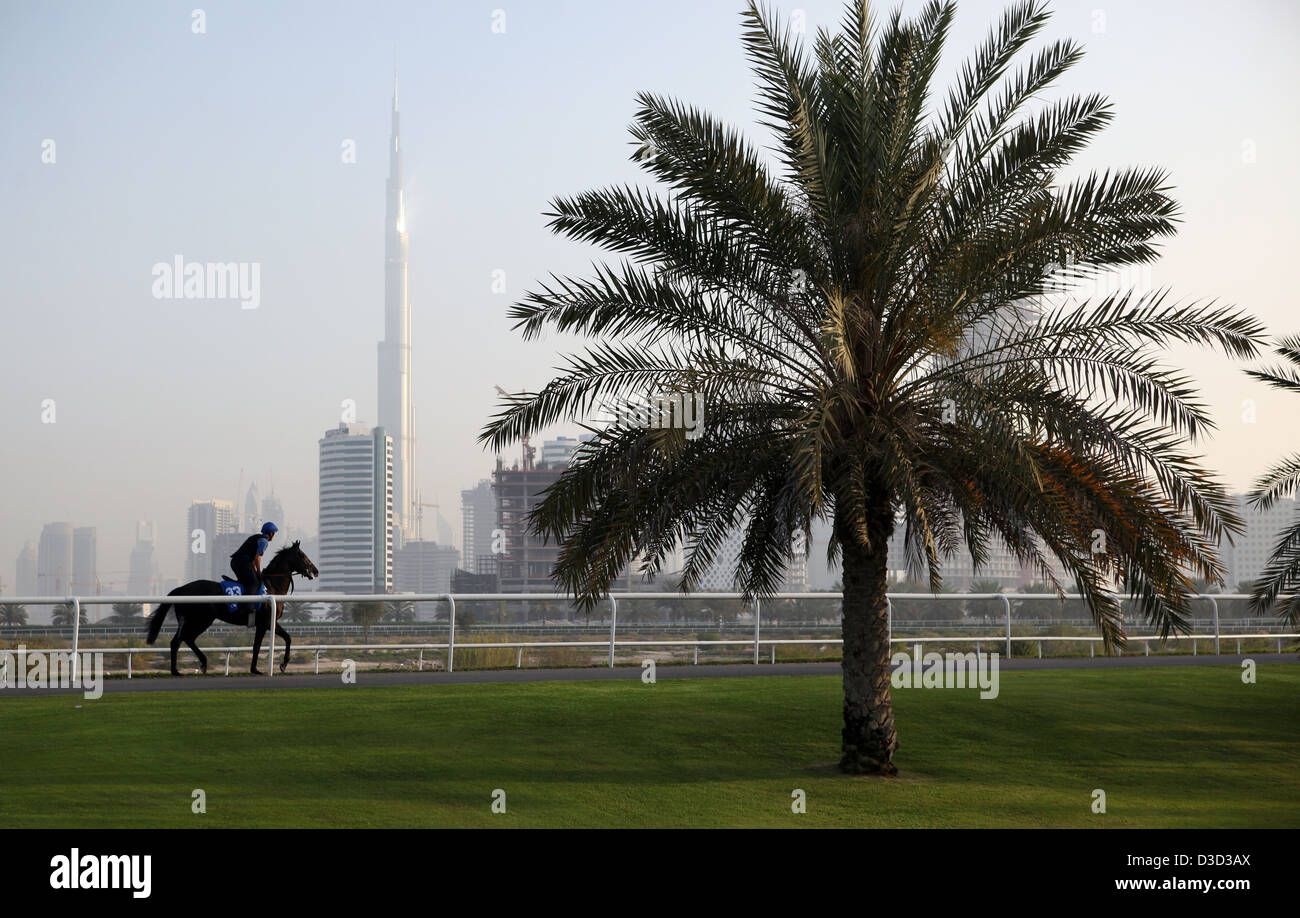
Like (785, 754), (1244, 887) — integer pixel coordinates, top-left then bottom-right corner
(2, 0), (1298, 593)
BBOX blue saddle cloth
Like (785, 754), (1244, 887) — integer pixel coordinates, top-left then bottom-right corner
(220, 578), (266, 616)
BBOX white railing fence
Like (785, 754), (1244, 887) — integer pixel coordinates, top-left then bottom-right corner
(2, 592), (1295, 678)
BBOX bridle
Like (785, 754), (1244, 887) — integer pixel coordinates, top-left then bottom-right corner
(260, 548), (316, 610)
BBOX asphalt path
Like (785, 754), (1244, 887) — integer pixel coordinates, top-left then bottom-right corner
(2, 652), (1292, 696)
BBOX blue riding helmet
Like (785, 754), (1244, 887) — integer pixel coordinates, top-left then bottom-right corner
(261, 521), (278, 536)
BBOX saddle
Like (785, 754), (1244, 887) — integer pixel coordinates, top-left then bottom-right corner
(219, 577), (267, 623)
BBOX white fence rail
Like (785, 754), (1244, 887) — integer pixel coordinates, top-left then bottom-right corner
(3, 591), (1295, 678)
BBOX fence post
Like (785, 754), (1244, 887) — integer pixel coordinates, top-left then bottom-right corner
(886, 597), (892, 649)
(418, 649), (423, 672)
(608, 595), (618, 667)
(1208, 595), (1220, 655)
(1000, 594), (1011, 659)
(446, 594), (456, 673)
(71, 597), (81, 682)
(267, 595), (276, 677)
(225, 652), (230, 675)
(752, 597), (761, 665)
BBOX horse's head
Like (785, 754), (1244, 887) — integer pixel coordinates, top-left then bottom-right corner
(281, 540), (319, 581)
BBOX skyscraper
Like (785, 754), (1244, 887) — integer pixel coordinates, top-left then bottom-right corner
(318, 422), (394, 593)
(243, 482), (261, 532)
(15, 542), (37, 596)
(541, 435), (596, 470)
(1221, 493), (1300, 589)
(72, 526), (97, 595)
(262, 493), (285, 530)
(128, 521), (162, 605)
(37, 522), (73, 596)
(378, 67), (416, 547)
(394, 541), (459, 595)
(492, 460), (566, 593)
(460, 479), (496, 576)
(186, 499), (236, 581)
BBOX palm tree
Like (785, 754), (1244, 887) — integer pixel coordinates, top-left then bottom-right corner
(52, 603), (87, 628)
(0, 603), (28, 626)
(1245, 335), (1300, 625)
(281, 603), (314, 624)
(383, 600), (417, 623)
(1012, 580), (1060, 620)
(966, 579), (1004, 620)
(482, 0), (1263, 774)
(352, 601), (385, 643)
(106, 602), (144, 625)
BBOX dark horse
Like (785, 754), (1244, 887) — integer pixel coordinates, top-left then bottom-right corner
(146, 540), (318, 675)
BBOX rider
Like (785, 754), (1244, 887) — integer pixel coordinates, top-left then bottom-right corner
(230, 522), (277, 613)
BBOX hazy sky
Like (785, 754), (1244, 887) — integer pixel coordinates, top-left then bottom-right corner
(2, 0), (1297, 590)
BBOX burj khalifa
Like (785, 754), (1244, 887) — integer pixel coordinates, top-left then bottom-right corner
(378, 67), (415, 545)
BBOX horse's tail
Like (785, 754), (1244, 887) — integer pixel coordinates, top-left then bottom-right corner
(146, 601), (172, 645)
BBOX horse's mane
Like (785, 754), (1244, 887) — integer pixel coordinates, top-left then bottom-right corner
(266, 542), (300, 569)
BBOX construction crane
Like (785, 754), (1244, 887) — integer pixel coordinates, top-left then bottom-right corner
(494, 385), (534, 469)
(414, 490), (441, 542)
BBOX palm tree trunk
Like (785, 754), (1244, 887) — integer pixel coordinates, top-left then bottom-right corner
(838, 499), (898, 775)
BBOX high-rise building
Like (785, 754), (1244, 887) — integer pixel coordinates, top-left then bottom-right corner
(318, 422), (394, 593)
(492, 460), (565, 593)
(212, 532), (246, 581)
(394, 541), (459, 594)
(541, 437), (577, 469)
(127, 521), (162, 604)
(186, 499), (236, 581)
(262, 493), (285, 530)
(698, 524), (809, 592)
(460, 479), (496, 576)
(72, 526), (97, 595)
(540, 435), (596, 470)
(1221, 493), (1300, 589)
(15, 542), (37, 596)
(37, 522), (73, 596)
(135, 521), (157, 546)
(242, 482), (261, 532)
(434, 509), (454, 548)
(378, 68), (416, 546)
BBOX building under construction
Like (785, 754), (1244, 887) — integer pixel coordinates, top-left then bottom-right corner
(491, 451), (565, 594)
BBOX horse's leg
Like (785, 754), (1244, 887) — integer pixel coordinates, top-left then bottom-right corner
(181, 619), (208, 674)
(169, 628), (183, 676)
(275, 623), (292, 673)
(250, 619), (266, 675)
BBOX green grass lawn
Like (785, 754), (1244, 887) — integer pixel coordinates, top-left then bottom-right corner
(2, 666), (1296, 827)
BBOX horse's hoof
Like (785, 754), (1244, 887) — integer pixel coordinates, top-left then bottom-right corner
(170, 671), (182, 677)
(250, 668), (263, 676)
